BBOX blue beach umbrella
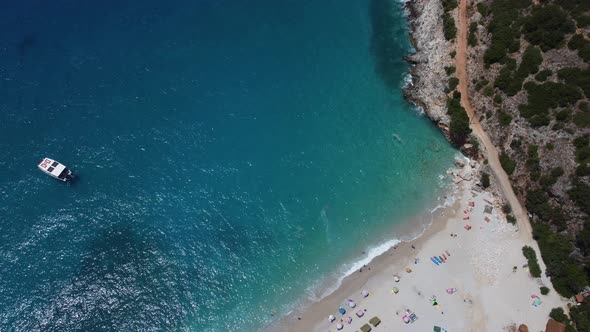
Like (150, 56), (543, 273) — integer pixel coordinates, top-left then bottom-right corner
(339, 307), (346, 315)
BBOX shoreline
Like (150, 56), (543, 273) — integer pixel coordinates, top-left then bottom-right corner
(269, 160), (469, 331)
(278, 160), (568, 332)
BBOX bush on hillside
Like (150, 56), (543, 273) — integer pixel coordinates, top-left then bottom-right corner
(523, 5), (575, 51)
(535, 69), (552, 82)
(446, 95), (471, 146)
(468, 22), (478, 47)
(558, 68), (590, 97)
(481, 172), (490, 188)
(576, 164), (590, 176)
(442, 0), (458, 11)
(533, 223), (589, 298)
(569, 34), (588, 51)
(526, 189), (551, 217)
(569, 179), (590, 215)
(483, 0), (531, 64)
(443, 12), (457, 41)
(498, 110), (513, 126)
(519, 81), (582, 127)
(449, 77), (459, 91)
(500, 153), (516, 175)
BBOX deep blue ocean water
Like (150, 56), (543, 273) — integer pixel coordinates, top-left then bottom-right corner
(0, 1), (456, 331)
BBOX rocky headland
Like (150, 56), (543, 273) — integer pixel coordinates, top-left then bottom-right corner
(404, 0), (455, 134)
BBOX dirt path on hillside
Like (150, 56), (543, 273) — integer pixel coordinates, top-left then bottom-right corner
(455, 0), (533, 242)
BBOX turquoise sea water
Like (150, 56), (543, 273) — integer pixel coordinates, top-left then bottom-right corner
(0, 1), (456, 331)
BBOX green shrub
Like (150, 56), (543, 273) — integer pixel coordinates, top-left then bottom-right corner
(450, 50), (456, 58)
(551, 167), (564, 178)
(468, 22), (478, 47)
(449, 77), (459, 91)
(447, 99), (472, 146)
(500, 153), (516, 175)
(493, 94), (503, 104)
(498, 110), (512, 126)
(574, 136), (589, 149)
(519, 81), (582, 127)
(577, 222), (590, 256)
(518, 46), (543, 76)
(443, 12), (457, 41)
(550, 307), (569, 323)
(494, 49), (542, 96)
(575, 136), (590, 163)
(481, 172), (490, 188)
(540, 286), (550, 295)
(445, 66), (456, 75)
(522, 245), (542, 277)
(577, 15), (590, 28)
(442, 0), (458, 11)
(477, 3), (489, 16)
(569, 301), (590, 332)
(483, 86), (494, 97)
(535, 69), (552, 82)
(507, 214), (516, 224)
(552, 122), (564, 131)
(527, 189), (551, 217)
(546, 143), (554, 150)
(534, 223), (589, 297)
(557, 68), (590, 98)
(574, 110), (590, 128)
(483, 0), (531, 64)
(576, 164), (590, 176)
(540, 174), (558, 190)
(569, 179), (590, 215)
(555, 109), (572, 122)
(523, 5), (575, 51)
(568, 34), (588, 51)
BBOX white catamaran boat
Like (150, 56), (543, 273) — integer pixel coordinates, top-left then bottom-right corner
(37, 158), (75, 182)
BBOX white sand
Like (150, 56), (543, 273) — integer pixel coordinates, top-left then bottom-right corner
(278, 162), (570, 332)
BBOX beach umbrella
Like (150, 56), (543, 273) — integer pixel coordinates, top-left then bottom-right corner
(347, 300), (356, 308)
(402, 315), (410, 324)
(356, 310), (365, 317)
(406, 268), (412, 273)
(339, 307), (346, 315)
(328, 315), (335, 322)
(336, 323), (343, 330)
(518, 324), (529, 332)
(393, 275), (400, 282)
(392, 287), (399, 294)
(361, 289), (369, 297)
(446, 288), (457, 294)
(345, 316), (352, 324)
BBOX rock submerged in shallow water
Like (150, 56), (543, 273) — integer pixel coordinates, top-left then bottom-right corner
(455, 157), (466, 168)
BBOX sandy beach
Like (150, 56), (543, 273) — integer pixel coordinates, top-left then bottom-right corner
(275, 161), (569, 332)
